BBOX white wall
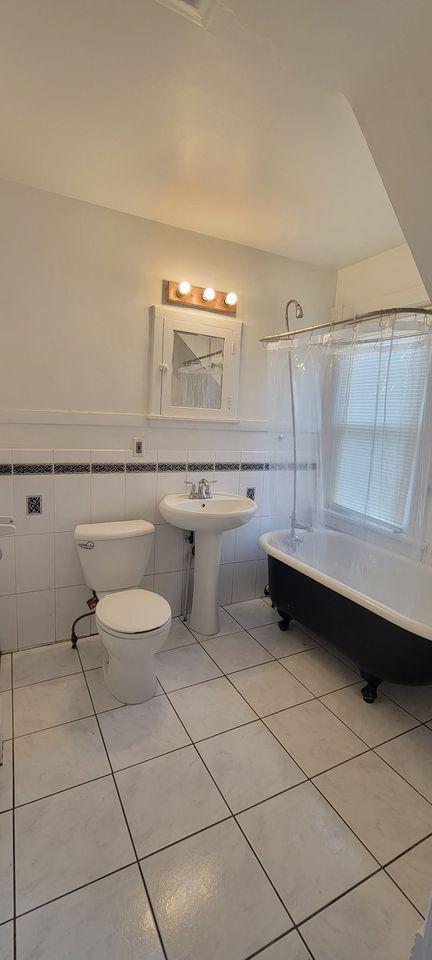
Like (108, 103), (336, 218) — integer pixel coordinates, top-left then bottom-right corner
(0, 179), (334, 649)
(0, 179), (336, 451)
(335, 243), (428, 318)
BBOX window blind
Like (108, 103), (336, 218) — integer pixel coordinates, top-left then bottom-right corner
(328, 335), (429, 530)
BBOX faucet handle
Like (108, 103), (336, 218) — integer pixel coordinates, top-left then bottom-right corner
(185, 480), (197, 498)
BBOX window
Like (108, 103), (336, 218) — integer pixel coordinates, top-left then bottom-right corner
(327, 334), (429, 531)
(149, 306), (242, 421)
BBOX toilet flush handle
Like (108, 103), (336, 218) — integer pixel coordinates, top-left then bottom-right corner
(77, 541), (95, 549)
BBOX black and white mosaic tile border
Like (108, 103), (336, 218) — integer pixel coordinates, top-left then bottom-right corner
(215, 462), (240, 471)
(54, 463), (91, 474)
(187, 462), (215, 471)
(13, 463), (54, 475)
(126, 463), (157, 473)
(0, 456), (317, 475)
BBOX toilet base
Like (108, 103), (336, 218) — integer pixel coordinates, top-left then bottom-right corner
(102, 652), (159, 704)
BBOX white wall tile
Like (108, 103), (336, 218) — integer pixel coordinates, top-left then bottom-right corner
(91, 474), (125, 523)
(221, 529), (236, 564)
(239, 471), (264, 515)
(17, 590), (55, 649)
(258, 516), (276, 557)
(15, 534), (54, 593)
(234, 517), (260, 562)
(125, 449), (157, 465)
(53, 450), (90, 464)
(157, 450), (187, 464)
(232, 561), (258, 602)
(140, 574), (155, 592)
(0, 596), (17, 652)
(218, 563), (233, 605)
(13, 449), (53, 465)
(54, 533), (84, 588)
(13, 476), (54, 535)
(255, 558), (268, 598)
(90, 450), (127, 464)
(55, 585), (93, 642)
(156, 471), (187, 522)
(0, 539), (15, 597)
(154, 571), (182, 617)
(214, 470), (240, 497)
(0, 479), (13, 519)
(54, 476), (91, 532)
(124, 473), (157, 523)
(155, 524), (186, 574)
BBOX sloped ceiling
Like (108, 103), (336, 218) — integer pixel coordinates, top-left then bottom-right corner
(0, 0), (425, 269)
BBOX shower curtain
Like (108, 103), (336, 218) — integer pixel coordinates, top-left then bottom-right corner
(266, 314), (432, 604)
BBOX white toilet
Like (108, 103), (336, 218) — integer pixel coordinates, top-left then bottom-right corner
(74, 519), (171, 704)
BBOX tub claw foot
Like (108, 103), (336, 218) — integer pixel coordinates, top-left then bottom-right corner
(360, 673), (381, 704)
(278, 616), (292, 632)
(361, 683), (377, 703)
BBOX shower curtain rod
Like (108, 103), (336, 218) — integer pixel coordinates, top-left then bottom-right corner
(259, 306), (432, 344)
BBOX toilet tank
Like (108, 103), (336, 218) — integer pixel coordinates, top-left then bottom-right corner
(74, 519), (154, 594)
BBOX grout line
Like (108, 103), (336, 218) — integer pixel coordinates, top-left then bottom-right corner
(13, 863), (138, 924)
(10, 649), (16, 960)
(160, 677), (296, 929)
(76, 647), (169, 960)
(11, 668), (84, 692)
(8, 609), (432, 951)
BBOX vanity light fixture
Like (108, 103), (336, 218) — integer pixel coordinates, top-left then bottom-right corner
(202, 287), (216, 302)
(177, 280), (192, 297)
(165, 280), (237, 315)
(224, 292), (237, 307)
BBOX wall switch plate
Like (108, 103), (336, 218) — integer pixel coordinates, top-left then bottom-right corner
(133, 438), (145, 456)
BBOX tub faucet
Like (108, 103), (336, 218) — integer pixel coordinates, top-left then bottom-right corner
(294, 519), (313, 532)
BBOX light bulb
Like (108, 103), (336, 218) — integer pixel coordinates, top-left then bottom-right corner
(202, 287), (216, 302)
(224, 292), (237, 307)
(177, 280), (191, 297)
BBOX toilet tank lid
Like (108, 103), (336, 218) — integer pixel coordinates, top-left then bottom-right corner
(74, 519), (154, 541)
(97, 589), (171, 634)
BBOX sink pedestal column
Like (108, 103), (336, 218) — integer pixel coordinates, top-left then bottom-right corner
(190, 531), (222, 635)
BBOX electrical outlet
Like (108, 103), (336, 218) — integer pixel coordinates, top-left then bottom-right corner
(133, 438), (145, 457)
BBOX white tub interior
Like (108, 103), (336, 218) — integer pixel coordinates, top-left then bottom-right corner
(259, 527), (432, 642)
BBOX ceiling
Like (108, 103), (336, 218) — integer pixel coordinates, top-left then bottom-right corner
(0, 0), (420, 267)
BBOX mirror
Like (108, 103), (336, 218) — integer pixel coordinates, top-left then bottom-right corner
(171, 330), (225, 409)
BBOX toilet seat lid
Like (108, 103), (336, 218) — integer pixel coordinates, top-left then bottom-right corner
(96, 589), (171, 635)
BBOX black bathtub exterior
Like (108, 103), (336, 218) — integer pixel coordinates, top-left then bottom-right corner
(268, 554), (432, 697)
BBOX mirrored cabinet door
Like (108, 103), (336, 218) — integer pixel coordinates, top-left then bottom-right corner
(149, 308), (242, 421)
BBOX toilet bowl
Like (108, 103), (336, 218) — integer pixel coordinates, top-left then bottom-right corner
(96, 588), (171, 703)
(74, 519), (172, 704)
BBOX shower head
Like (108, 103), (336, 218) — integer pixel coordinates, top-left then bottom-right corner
(285, 299), (304, 331)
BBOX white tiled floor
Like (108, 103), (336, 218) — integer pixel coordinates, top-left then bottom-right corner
(1, 597), (431, 959)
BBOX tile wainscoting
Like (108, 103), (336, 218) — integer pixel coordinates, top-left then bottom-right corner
(0, 447), (311, 652)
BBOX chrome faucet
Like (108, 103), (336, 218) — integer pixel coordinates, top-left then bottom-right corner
(186, 478), (215, 499)
(294, 519), (313, 532)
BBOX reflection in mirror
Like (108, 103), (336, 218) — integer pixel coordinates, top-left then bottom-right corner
(171, 330), (225, 408)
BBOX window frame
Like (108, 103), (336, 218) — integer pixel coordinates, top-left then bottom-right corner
(323, 334), (427, 541)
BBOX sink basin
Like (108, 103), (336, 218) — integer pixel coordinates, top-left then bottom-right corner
(159, 493), (256, 533)
(159, 492), (257, 635)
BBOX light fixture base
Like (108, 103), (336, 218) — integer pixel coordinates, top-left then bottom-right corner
(165, 280), (237, 315)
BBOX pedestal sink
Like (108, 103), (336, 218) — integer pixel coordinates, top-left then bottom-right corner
(159, 493), (257, 635)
